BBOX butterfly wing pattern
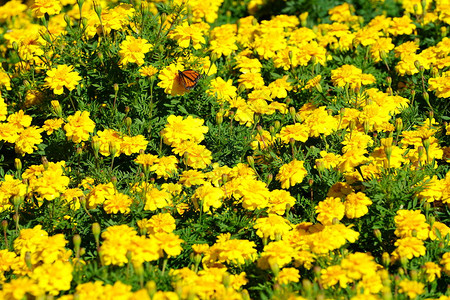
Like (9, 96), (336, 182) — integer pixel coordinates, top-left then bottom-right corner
(178, 70), (201, 90)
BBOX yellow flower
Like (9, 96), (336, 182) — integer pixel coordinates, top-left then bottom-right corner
(276, 159), (308, 189)
(64, 111), (96, 144)
(118, 36), (153, 66)
(14, 126), (44, 156)
(42, 118), (64, 135)
(86, 183), (115, 209)
(423, 261), (441, 282)
(161, 115), (208, 147)
(257, 240), (295, 270)
(32, 0), (61, 17)
(276, 267), (300, 285)
(253, 214), (292, 240)
(147, 213), (176, 234)
(151, 155), (178, 179)
(331, 64), (375, 90)
(45, 64), (82, 95)
(193, 183), (224, 212)
(393, 237), (426, 260)
(103, 192), (133, 214)
(31, 261), (73, 295)
(277, 123), (309, 143)
(120, 134), (148, 156)
(344, 192), (372, 219)
(169, 22), (207, 50)
(206, 77), (237, 103)
(144, 187), (172, 211)
(320, 265), (351, 288)
(154, 232), (184, 257)
(398, 279), (425, 299)
(173, 141), (212, 170)
(139, 65), (158, 77)
(315, 197), (345, 225)
(267, 189), (296, 215)
(394, 209), (430, 240)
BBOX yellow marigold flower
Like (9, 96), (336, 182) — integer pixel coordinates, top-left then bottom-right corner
(31, 261), (72, 295)
(238, 71), (265, 90)
(393, 237), (426, 260)
(193, 183), (224, 212)
(169, 22), (207, 50)
(388, 15), (416, 36)
(254, 214), (292, 241)
(173, 141), (212, 170)
(423, 261), (441, 282)
(320, 265), (351, 288)
(398, 279), (424, 299)
(30, 163), (70, 202)
(235, 178), (270, 210)
(344, 192), (372, 219)
(118, 36), (152, 67)
(7, 110), (32, 129)
(14, 126), (44, 156)
(154, 232), (184, 257)
(120, 134), (148, 156)
(64, 111), (95, 144)
(394, 40), (419, 59)
(340, 252), (380, 280)
(429, 221), (450, 241)
(129, 235), (160, 264)
(206, 77), (237, 103)
(13, 225), (48, 256)
(92, 129), (122, 157)
(86, 182), (115, 209)
(101, 227), (138, 266)
(0, 69), (11, 90)
(103, 192), (132, 214)
(147, 213), (176, 234)
(0, 249), (16, 273)
(32, 0), (61, 17)
(0, 94), (7, 121)
(0, 122), (21, 144)
(161, 115), (208, 146)
(441, 252), (450, 276)
(315, 197), (345, 225)
(61, 187), (83, 210)
(42, 118), (64, 135)
(144, 187), (172, 211)
(139, 65), (158, 77)
(45, 64), (81, 95)
(276, 159), (307, 189)
(0, 277), (42, 299)
(276, 267), (300, 285)
(394, 209), (430, 240)
(277, 123), (309, 143)
(331, 64), (375, 90)
(151, 155), (178, 179)
(179, 169), (207, 187)
(428, 73), (450, 98)
(134, 153), (159, 174)
(203, 237), (257, 266)
(268, 189), (296, 215)
(257, 240), (295, 270)
(304, 106), (339, 137)
(192, 243), (209, 255)
(235, 55), (262, 73)
(370, 37), (395, 62)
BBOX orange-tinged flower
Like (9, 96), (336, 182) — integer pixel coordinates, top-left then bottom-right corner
(32, 0), (61, 17)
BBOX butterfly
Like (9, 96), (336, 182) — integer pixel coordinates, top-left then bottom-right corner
(177, 69), (202, 90)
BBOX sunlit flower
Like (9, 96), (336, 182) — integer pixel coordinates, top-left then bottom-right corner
(45, 65), (82, 95)
(64, 111), (96, 144)
(276, 160), (308, 189)
(118, 36), (152, 66)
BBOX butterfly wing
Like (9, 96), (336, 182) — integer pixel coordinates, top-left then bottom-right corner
(178, 70), (201, 90)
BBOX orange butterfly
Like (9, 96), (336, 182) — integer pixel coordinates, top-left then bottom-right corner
(178, 69), (201, 90)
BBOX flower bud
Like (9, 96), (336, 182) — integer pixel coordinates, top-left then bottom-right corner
(374, 229), (382, 242)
